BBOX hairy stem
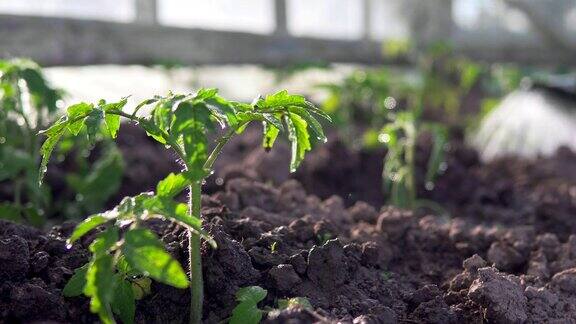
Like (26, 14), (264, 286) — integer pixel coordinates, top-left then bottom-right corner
(188, 181), (203, 324)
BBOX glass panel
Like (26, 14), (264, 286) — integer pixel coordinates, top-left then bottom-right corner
(0, 0), (135, 22)
(158, 0), (274, 34)
(287, 0), (363, 39)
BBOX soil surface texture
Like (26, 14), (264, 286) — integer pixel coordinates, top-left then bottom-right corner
(1, 123), (576, 323)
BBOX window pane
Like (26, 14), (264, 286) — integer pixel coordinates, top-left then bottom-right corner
(158, 0), (274, 34)
(0, 0), (134, 22)
(287, 0), (363, 39)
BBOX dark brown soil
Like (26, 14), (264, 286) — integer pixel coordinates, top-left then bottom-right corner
(2, 123), (576, 323)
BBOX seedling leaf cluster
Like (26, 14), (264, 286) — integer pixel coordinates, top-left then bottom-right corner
(0, 58), (123, 224)
(39, 89), (329, 324)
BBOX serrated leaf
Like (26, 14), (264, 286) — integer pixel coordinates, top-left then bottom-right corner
(258, 90), (306, 109)
(122, 228), (189, 288)
(284, 113), (311, 172)
(63, 264), (89, 297)
(304, 101), (332, 122)
(142, 197), (216, 248)
(84, 255), (116, 324)
(156, 172), (190, 198)
(66, 103), (92, 135)
(112, 276), (135, 324)
(39, 121), (68, 185)
(68, 214), (110, 244)
(204, 96), (238, 127)
(262, 122), (279, 151)
(288, 105), (326, 142)
(195, 88), (218, 100)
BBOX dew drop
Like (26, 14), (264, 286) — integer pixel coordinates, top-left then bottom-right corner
(378, 133), (391, 143)
(65, 243), (73, 250)
(425, 182), (435, 191)
(439, 162), (448, 172)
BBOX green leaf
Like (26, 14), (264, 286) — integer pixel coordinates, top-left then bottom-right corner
(89, 227), (119, 257)
(112, 276), (136, 324)
(84, 255), (116, 324)
(304, 101), (332, 122)
(0, 147), (34, 181)
(262, 122), (279, 151)
(142, 197), (216, 248)
(261, 113), (284, 131)
(156, 172), (190, 199)
(236, 286), (267, 303)
(288, 105), (326, 142)
(63, 264), (89, 297)
(66, 103), (93, 135)
(72, 147), (124, 210)
(230, 301), (263, 324)
(85, 108), (104, 144)
(0, 203), (23, 222)
(230, 286), (268, 324)
(102, 98), (127, 138)
(258, 90), (306, 109)
(68, 214), (110, 244)
(122, 228), (189, 288)
(131, 277), (152, 300)
(284, 113), (311, 172)
(38, 120), (68, 185)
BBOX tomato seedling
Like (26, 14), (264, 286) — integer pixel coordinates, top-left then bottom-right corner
(39, 89), (329, 324)
(0, 58), (123, 224)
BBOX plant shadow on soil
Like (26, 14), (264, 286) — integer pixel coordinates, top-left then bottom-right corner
(2, 123), (576, 323)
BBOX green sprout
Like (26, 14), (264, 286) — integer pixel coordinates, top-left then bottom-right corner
(229, 286), (313, 324)
(38, 89), (329, 324)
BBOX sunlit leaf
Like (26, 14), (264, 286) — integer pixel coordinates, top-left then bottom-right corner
(122, 228), (189, 288)
(68, 214), (110, 244)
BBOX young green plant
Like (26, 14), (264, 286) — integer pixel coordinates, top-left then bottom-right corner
(39, 89), (330, 324)
(0, 58), (123, 224)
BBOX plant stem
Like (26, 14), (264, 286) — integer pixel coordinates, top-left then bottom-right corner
(405, 121), (417, 207)
(188, 180), (203, 324)
(203, 127), (239, 170)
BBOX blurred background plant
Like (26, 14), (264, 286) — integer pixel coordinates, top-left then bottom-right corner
(0, 58), (124, 225)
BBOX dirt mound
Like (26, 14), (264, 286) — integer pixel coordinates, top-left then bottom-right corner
(2, 176), (576, 323)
